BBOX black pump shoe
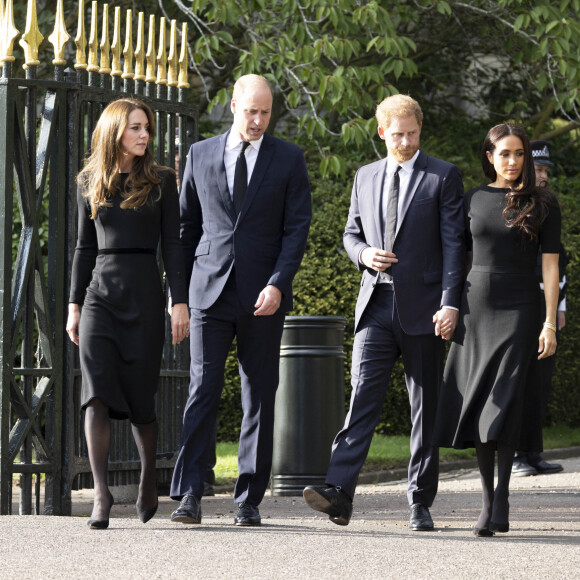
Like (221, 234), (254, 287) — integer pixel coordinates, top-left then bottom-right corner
(136, 500), (159, 524)
(88, 491), (114, 530)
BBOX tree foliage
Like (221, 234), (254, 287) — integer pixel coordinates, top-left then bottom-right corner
(160, 0), (580, 173)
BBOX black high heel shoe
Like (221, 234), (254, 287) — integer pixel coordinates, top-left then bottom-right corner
(473, 526), (495, 537)
(88, 490), (114, 530)
(136, 500), (159, 524)
(490, 521), (509, 533)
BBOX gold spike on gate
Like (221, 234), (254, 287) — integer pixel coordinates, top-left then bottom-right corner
(49, 0), (71, 66)
(110, 6), (122, 77)
(0, 0), (19, 63)
(99, 3), (111, 74)
(87, 1), (99, 72)
(178, 22), (189, 89)
(134, 12), (146, 81)
(156, 17), (167, 86)
(145, 15), (156, 83)
(74, 0), (87, 70)
(20, 0), (44, 69)
(122, 9), (134, 80)
(167, 20), (178, 88)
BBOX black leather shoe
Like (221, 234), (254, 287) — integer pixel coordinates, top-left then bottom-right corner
(530, 458), (563, 474)
(234, 502), (261, 526)
(303, 486), (353, 526)
(87, 490), (114, 530)
(409, 503), (434, 531)
(473, 527), (494, 537)
(171, 494), (202, 524)
(512, 459), (538, 477)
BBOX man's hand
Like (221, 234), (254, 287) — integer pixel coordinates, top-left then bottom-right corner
(361, 247), (398, 272)
(557, 310), (566, 330)
(254, 285), (282, 316)
(433, 308), (459, 340)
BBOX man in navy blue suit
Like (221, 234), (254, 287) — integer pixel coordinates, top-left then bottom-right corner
(170, 74), (311, 526)
(303, 94), (465, 530)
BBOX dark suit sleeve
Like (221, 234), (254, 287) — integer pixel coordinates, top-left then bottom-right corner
(266, 148), (312, 295)
(343, 168), (372, 271)
(179, 145), (204, 290)
(439, 164), (466, 309)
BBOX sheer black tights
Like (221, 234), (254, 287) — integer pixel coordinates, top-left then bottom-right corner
(132, 420), (159, 511)
(84, 398), (113, 521)
(475, 441), (514, 530)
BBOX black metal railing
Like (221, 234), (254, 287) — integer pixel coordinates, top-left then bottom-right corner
(0, 0), (197, 515)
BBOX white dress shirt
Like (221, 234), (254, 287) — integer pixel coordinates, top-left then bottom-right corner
(224, 130), (263, 199)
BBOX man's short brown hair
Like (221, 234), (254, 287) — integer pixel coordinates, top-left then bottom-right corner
(375, 94), (423, 129)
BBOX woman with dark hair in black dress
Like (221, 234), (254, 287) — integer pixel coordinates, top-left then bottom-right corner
(434, 123), (560, 537)
(66, 98), (189, 529)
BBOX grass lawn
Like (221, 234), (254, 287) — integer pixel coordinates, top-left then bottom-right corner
(214, 424), (580, 485)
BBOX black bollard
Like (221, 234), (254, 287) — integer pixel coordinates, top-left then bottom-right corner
(271, 316), (346, 496)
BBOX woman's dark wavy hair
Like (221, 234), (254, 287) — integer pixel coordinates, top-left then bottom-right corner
(481, 122), (556, 240)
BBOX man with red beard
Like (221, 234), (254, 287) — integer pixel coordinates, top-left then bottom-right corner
(303, 94), (466, 530)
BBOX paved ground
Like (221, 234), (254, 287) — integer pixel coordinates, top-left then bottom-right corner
(1, 451), (579, 579)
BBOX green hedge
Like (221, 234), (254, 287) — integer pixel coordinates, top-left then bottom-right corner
(215, 129), (580, 442)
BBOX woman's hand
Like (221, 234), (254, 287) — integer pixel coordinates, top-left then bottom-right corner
(538, 326), (557, 359)
(171, 303), (190, 345)
(66, 303), (81, 345)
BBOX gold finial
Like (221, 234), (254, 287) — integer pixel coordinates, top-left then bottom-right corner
(48, 0), (71, 66)
(145, 15), (156, 83)
(167, 19), (178, 87)
(99, 3), (111, 74)
(134, 12), (145, 81)
(110, 6), (121, 76)
(122, 9), (134, 79)
(178, 22), (189, 89)
(156, 16), (167, 86)
(0, 0), (20, 63)
(87, 0), (99, 72)
(74, 0), (87, 70)
(19, 0), (44, 68)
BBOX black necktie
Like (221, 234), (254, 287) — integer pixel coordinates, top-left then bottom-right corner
(233, 141), (251, 214)
(385, 165), (401, 253)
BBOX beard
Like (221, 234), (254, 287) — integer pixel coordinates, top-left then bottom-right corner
(390, 144), (419, 163)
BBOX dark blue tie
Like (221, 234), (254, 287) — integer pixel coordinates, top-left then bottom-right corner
(233, 141), (251, 214)
(385, 165), (401, 253)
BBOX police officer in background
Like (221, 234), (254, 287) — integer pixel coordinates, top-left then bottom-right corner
(512, 140), (566, 476)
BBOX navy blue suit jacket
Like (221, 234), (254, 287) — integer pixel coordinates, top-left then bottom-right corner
(343, 150), (465, 335)
(180, 131), (311, 313)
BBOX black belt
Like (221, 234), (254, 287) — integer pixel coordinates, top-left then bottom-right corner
(98, 248), (155, 255)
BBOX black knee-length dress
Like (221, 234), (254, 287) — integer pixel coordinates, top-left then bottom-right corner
(433, 185), (560, 451)
(69, 171), (188, 423)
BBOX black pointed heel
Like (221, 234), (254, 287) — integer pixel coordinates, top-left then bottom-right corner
(88, 490), (114, 530)
(136, 501), (159, 524)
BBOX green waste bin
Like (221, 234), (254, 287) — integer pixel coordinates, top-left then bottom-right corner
(271, 316), (346, 496)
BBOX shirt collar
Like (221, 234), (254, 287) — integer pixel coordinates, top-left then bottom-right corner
(226, 130), (264, 153)
(387, 149), (420, 175)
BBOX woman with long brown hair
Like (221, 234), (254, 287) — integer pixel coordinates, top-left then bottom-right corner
(66, 98), (189, 529)
(434, 123), (560, 537)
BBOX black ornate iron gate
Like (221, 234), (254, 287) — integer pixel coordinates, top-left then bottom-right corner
(0, 0), (196, 515)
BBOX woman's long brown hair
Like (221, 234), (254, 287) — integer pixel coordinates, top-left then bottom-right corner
(481, 123), (557, 240)
(77, 98), (169, 218)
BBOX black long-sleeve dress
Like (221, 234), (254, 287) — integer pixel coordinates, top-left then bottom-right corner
(69, 170), (188, 423)
(433, 185), (561, 451)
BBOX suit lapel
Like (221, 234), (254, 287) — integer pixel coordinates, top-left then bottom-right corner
(214, 131), (237, 224)
(237, 132), (275, 222)
(372, 158), (388, 249)
(396, 151), (426, 237)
